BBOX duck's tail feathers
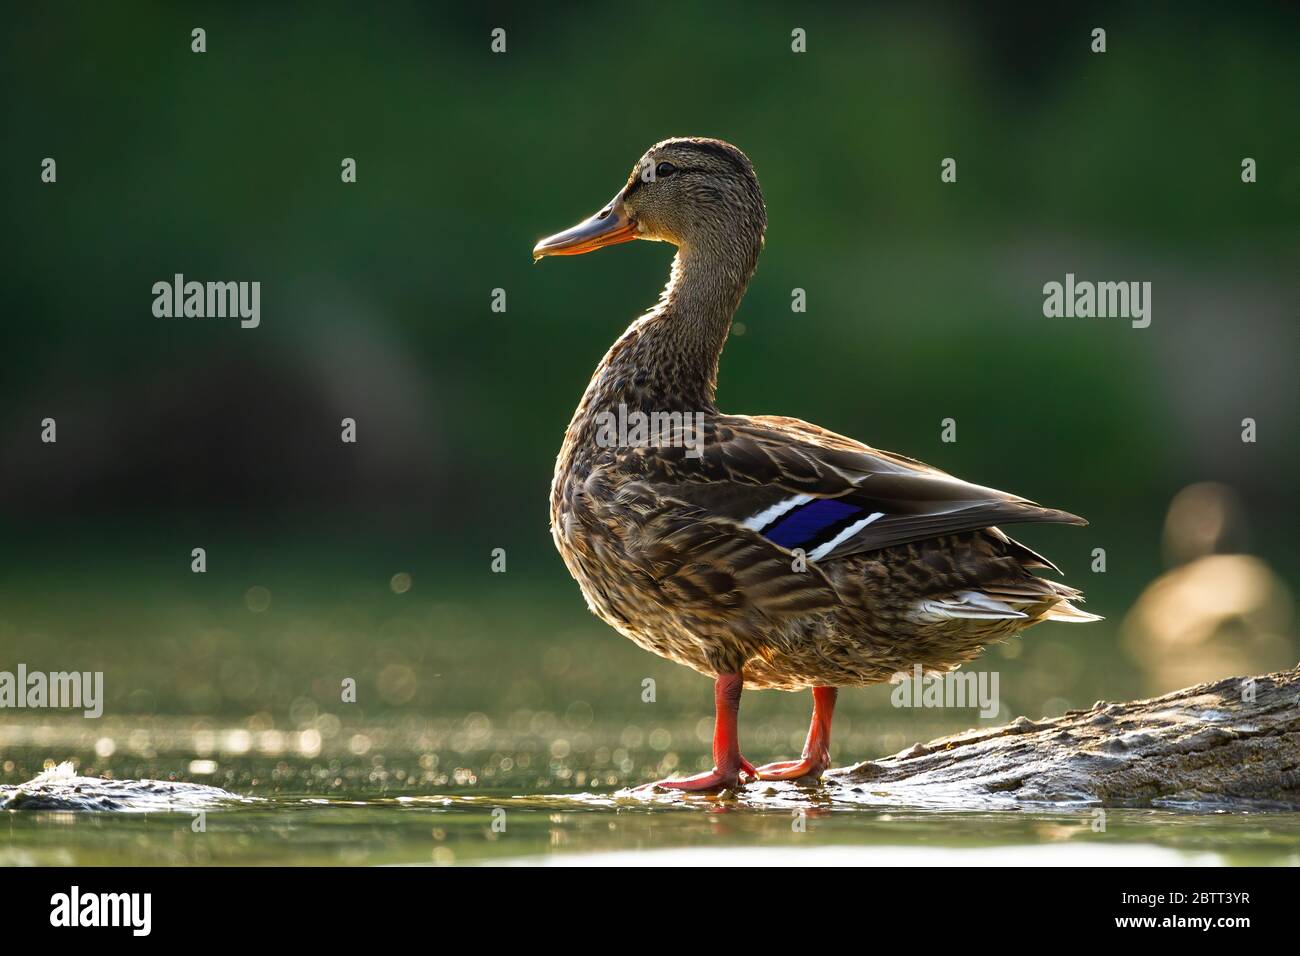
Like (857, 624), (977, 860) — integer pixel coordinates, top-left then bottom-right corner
(1041, 599), (1104, 623)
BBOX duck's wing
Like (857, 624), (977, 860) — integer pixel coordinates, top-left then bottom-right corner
(636, 414), (1086, 566)
(613, 490), (844, 621)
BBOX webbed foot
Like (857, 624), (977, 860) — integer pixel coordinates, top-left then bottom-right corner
(638, 756), (757, 792)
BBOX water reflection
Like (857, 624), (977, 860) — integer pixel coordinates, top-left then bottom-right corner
(2, 775), (1297, 866)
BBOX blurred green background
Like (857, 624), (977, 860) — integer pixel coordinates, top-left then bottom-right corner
(0, 1), (1296, 795)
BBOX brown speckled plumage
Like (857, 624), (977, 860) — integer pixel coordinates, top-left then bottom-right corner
(537, 138), (1097, 785)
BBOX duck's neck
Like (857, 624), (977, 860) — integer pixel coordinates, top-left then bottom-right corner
(597, 239), (760, 413)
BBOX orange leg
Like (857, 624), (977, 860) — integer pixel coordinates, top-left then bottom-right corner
(640, 671), (756, 791)
(755, 686), (837, 781)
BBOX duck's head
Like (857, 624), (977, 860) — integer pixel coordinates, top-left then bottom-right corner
(533, 137), (766, 262)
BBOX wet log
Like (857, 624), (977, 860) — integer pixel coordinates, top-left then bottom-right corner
(825, 665), (1300, 810)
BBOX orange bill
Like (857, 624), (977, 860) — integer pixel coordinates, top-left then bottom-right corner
(533, 192), (638, 259)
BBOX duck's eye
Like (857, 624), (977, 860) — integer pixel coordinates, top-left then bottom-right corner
(655, 161), (678, 179)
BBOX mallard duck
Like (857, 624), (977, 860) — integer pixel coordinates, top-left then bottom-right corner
(535, 137), (1099, 791)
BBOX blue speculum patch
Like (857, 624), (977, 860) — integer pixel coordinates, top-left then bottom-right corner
(762, 499), (860, 549)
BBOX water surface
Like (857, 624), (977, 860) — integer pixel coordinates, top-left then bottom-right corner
(3, 724), (1297, 866)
